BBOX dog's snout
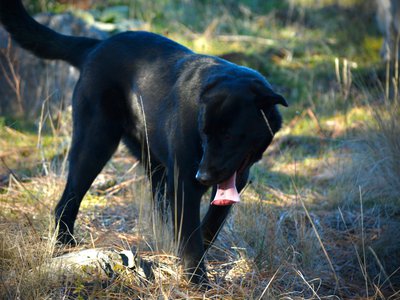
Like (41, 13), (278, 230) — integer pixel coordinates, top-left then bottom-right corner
(196, 170), (213, 186)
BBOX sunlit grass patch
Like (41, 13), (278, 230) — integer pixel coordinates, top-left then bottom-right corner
(0, 175), (61, 222)
(333, 104), (400, 207)
(0, 125), (67, 179)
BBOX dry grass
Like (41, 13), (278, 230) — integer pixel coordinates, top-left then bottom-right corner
(349, 101), (400, 204)
(334, 64), (400, 206)
(1, 131), (399, 299)
(327, 59), (400, 297)
(1, 77), (400, 298)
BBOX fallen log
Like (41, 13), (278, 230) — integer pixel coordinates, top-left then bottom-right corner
(45, 248), (154, 283)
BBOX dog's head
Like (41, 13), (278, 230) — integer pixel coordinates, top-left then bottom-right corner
(196, 70), (287, 186)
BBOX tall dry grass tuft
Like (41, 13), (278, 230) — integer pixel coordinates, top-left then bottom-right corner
(336, 73), (400, 205)
(0, 222), (64, 299)
(329, 56), (400, 295)
(224, 194), (342, 298)
(358, 100), (400, 203)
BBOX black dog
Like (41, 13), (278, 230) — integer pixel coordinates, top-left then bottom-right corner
(0, 0), (287, 284)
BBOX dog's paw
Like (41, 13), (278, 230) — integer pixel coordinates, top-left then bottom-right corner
(185, 265), (211, 288)
(56, 231), (77, 246)
(188, 274), (212, 291)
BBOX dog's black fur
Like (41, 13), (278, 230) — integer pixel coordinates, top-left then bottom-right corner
(0, 0), (287, 284)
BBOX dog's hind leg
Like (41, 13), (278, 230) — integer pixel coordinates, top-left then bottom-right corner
(150, 164), (169, 221)
(55, 89), (123, 245)
(124, 138), (169, 221)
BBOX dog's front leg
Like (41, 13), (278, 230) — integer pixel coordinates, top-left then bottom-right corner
(167, 176), (208, 285)
(201, 194), (232, 250)
(201, 168), (250, 251)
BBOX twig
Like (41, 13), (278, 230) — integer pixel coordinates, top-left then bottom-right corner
(258, 266), (281, 300)
(306, 108), (326, 138)
(0, 158), (49, 209)
(368, 246), (395, 292)
(216, 35), (275, 46)
(104, 176), (146, 195)
(360, 186), (369, 298)
(295, 269), (322, 300)
(0, 36), (23, 115)
(0, 146), (34, 159)
(183, 30), (276, 46)
(23, 213), (41, 241)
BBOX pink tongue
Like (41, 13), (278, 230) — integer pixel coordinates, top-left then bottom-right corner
(211, 172), (240, 206)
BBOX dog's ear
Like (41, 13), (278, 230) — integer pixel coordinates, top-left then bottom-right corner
(251, 80), (288, 108)
(263, 91), (288, 107)
(199, 75), (230, 103)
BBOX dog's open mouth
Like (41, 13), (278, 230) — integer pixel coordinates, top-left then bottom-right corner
(211, 172), (240, 206)
(211, 155), (252, 206)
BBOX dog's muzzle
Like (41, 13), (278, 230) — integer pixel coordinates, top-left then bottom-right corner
(195, 170), (214, 186)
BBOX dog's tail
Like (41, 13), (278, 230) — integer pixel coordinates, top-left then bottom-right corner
(0, 0), (100, 69)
